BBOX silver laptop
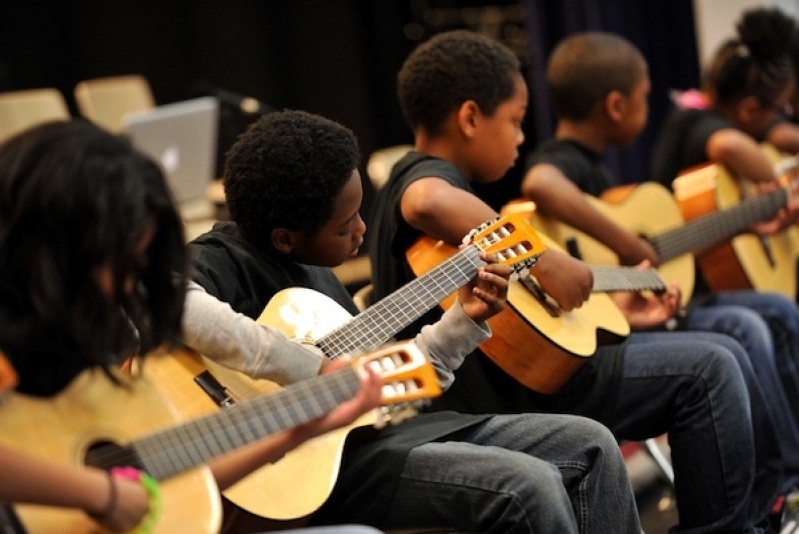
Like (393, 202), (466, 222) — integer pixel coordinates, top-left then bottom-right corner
(124, 96), (219, 212)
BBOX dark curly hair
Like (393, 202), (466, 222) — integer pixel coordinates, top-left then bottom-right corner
(0, 120), (187, 396)
(705, 6), (797, 107)
(397, 30), (521, 136)
(546, 32), (646, 121)
(224, 109), (361, 238)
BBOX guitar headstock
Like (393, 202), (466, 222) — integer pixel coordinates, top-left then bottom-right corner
(351, 340), (442, 428)
(467, 213), (546, 273)
(761, 143), (799, 197)
(775, 158), (799, 200)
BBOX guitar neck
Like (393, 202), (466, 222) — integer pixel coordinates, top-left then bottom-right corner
(132, 368), (360, 480)
(650, 186), (788, 262)
(590, 266), (667, 293)
(317, 245), (484, 357)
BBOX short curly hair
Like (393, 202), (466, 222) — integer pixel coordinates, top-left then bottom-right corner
(224, 109), (361, 237)
(546, 32), (646, 121)
(398, 30), (521, 136)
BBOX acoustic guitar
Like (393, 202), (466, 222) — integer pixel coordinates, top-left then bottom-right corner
(674, 145), (799, 299)
(529, 148), (799, 303)
(147, 213), (546, 522)
(0, 342), (438, 534)
(406, 228), (667, 395)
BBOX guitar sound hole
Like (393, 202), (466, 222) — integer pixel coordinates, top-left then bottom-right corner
(84, 439), (141, 472)
(565, 237), (582, 260)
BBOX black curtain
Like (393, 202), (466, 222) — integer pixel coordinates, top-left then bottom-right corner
(0, 0), (699, 214)
(476, 0), (701, 210)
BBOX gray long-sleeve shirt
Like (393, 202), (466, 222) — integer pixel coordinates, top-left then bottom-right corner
(182, 282), (490, 391)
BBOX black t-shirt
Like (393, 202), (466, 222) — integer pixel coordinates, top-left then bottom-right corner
(525, 138), (618, 197)
(188, 220), (488, 525)
(650, 108), (736, 297)
(190, 221), (359, 319)
(367, 152), (467, 338)
(367, 151), (626, 424)
(650, 107), (733, 188)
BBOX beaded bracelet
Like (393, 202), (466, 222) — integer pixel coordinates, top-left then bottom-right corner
(109, 466), (163, 534)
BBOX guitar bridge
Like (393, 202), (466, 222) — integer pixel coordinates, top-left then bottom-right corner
(519, 273), (561, 318)
(194, 370), (238, 408)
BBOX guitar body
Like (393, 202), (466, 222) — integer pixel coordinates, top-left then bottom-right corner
(407, 234), (630, 394)
(527, 183), (695, 307)
(146, 292), (374, 522)
(0, 366), (220, 534)
(675, 147), (799, 299)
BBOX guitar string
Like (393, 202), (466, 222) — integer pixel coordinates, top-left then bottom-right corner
(136, 369), (359, 479)
(651, 187), (787, 261)
(81, 368), (361, 480)
(319, 229), (541, 358)
(317, 244), (484, 357)
(589, 266), (666, 292)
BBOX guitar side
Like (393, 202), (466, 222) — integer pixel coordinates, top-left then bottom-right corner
(0, 368), (220, 534)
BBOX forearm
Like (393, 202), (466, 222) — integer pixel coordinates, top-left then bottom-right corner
(543, 200), (643, 262)
(707, 130), (777, 183)
(0, 446), (108, 514)
(415, 303), (490, 390)
(523, 166), (653, 263)
(182, 283), (323, 384)
(766, 122), (799, 155)
(207, 429), (307, 491)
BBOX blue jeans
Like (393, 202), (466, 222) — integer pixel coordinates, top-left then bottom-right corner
(619, 331), (782, 533)
(421, 328), (782, 531)
(688, 290), (799, 492)
(382, 414), (641, 534)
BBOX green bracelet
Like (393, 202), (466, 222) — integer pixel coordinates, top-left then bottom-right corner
(109, 467), (163, 534)
(136, 472), (162, 534)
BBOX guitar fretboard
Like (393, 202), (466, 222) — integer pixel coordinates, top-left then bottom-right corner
(131, 368), (360, 480)
(590, 266), (667, 293)
(317, 245), (484, 357)
(651, 186), (788, 262)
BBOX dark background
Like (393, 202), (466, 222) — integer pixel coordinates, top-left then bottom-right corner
(0, 0), (701, 220)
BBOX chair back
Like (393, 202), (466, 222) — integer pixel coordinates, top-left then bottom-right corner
(74, 75), (155, 133)
(0, 88), (70, 144)
(366, 144), (413, 191)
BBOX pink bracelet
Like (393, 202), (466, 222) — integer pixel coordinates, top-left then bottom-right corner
(110, 466), (141, 481)
(108, 466), (162, 534)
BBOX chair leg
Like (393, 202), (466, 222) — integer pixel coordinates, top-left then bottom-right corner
(642, 437), (674, 484)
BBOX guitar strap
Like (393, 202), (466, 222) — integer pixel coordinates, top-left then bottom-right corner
(0, 505), (25, 534)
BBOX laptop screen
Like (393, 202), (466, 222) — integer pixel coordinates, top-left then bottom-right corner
(123, 96), (219, 205)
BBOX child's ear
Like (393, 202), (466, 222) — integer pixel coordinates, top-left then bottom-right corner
(270, 227), (297, 254)
(605, 90), (626, 122)
(735, 95), (761, 126)
(457, 100), (480, 135)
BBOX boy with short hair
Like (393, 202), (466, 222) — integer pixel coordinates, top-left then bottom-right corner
(367, 29), (781, 533)
(522, 30), (799, 497)
(187, 108), (642, 533)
